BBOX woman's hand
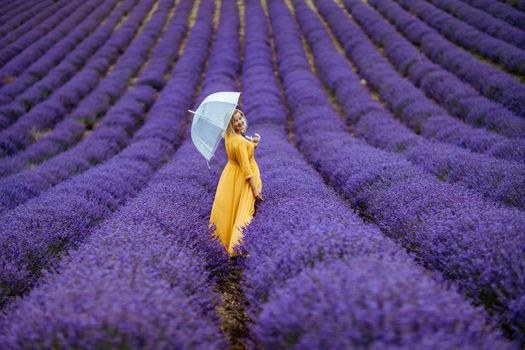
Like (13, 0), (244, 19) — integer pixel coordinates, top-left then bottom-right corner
(252, 187), (264, 201)
(248, 178), (264, 201)
(252, 133), (261, 148)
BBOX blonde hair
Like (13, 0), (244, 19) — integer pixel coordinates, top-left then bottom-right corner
(226, 108), (248, 135)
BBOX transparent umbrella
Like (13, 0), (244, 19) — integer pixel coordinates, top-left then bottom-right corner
(189, 91), (241, 168)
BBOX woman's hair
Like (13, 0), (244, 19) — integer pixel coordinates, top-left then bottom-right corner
(226, 108), (248, 135)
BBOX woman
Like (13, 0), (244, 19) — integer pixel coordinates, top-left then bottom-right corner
(209, 109), (263, 257)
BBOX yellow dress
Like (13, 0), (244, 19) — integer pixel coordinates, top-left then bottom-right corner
(209, 132), (262, 255)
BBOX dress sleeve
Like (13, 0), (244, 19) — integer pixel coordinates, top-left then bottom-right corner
(235, 140), (253, 180)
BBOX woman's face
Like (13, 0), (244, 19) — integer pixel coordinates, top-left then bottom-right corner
(232, 112), (245, 133)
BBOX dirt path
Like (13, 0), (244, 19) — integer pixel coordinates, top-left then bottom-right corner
(216, 259), (252, 350)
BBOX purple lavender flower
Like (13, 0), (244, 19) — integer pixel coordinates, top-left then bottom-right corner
(426, 0), (525, 49)
(459, 0), (525, 30)
(234, 0), (514, 348)
(392, 0), (525, 75)
(290, 0), (525, 209)
(367, 0), (525, 117)
(265, 0), (525, 341)
(0, 0), (215, 310)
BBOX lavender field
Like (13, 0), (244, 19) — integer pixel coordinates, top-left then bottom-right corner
(0, 0), (523, 348)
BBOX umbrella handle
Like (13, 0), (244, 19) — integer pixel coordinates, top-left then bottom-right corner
(188, 109), (207, 119)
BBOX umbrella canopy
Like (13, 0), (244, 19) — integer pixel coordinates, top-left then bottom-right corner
(189, 91), (241, 167)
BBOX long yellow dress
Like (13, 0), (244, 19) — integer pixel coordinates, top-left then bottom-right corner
(209, 132), (262, 255)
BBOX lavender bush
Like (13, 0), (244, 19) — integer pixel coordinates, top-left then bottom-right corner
(0, 0), (522, 347)
(252, 257), (508, 349)
(393, 0), (525, 75)
(0, 0), (155, 150)
(0, 0), (125, 107)
(314, 0), (525, 164)
(0, 0), (87, 68)
(291, 0), (525, 209)
(0, 85), (156, 213)
(338, 0), (525, 139)
(0, 0), (55, 41)
(0, 0), (43, 25)
(0, 0), (192, 185)
(0, 0), (192, 179)
(0, 0), (214, 309)
(0, 221), (227, 349)
(0, 1), (242, 347)
(0, 0), (107, 85)
(0, 0), (184, 210)
(458, 0), (525, 30)
(426, 0), (525, 49)
(135, 0), (192, 90)
(368, 0), (525, 117)
(267, 0), (525, 341)
(234, 0), (512, 348)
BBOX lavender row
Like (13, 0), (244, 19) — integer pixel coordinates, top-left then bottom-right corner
(0, 0), (124, 108)
(135, 1), (193, 90)
(0, 0), (191, 179)
(0, 0), (127, 129)
(0, 0), (186, 212)
(237, 1), (509, 348)
(428, 0), (525, 49)
(271, 0), (525, 340)
(318, 0), (525, 164)
(0, 98), (153, 212)
(369, 0), (525, 117)
(0, 0), (107, 86)
(0, 0), (86, 69)
(0, 221), (227, 349)
(459, 0), (525, 30)
(0, 0), (156, 156)
(0, 0), (214, 310)
(0, 0), (23, 16)
(253, 256), (509, 349)
(0, 0), (37, 22)
(494, 0), (525, 12)
(0, 0), (54, 39)
(0, 0), (45, 22)
(294, 0), (525, 209)
(244, 134), (510, 347)
(394, 0), (525, 75)
(341, 0), (525, 139)
(0, 0), (62, 50)
(0, 0), (135, 129)
(0, 1), (238, 346)
(0, 86), (158, 308)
